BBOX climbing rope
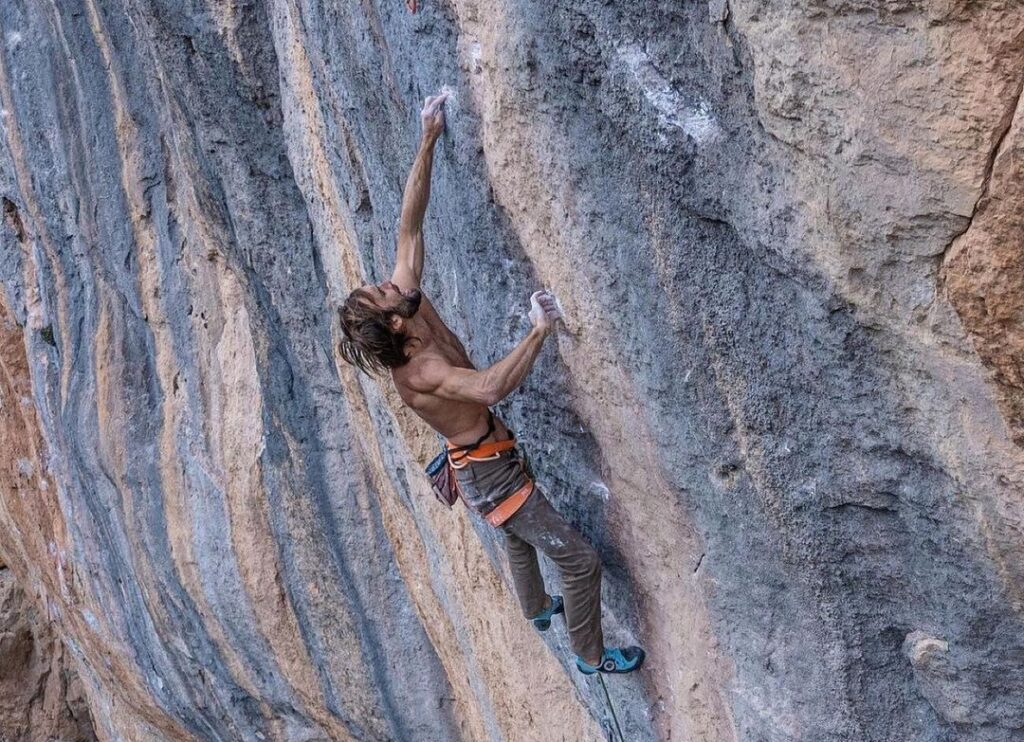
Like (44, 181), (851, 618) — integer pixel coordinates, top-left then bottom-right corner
(597, 674), (625, 742)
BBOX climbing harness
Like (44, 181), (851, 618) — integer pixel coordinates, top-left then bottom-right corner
(444, 410), (498, 466)
(425, 410), (535, 526)
(480, 480), (534, 527)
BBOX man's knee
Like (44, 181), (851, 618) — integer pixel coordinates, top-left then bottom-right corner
(572, 544), (601, 580)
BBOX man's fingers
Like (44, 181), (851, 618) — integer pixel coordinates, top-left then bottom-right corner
(541, 293), (563, 320)
(428, 96), (447, 115)
(427, 92), (449, 111)
(535, 291), (558, 308)
(537, 293), (561, 319)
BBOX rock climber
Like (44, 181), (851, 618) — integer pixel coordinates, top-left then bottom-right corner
(337, 92), (645, 675)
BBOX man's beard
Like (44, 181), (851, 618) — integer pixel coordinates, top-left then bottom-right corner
(394, 288), (422, 318)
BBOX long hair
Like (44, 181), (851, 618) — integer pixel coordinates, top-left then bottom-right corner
(338, 288), (414, 375)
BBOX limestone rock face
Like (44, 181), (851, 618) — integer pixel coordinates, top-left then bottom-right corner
(0, 564), (96, 742)
(0, 1), (1021, 741)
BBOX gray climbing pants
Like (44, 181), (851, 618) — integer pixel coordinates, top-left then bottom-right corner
(453, 448), (605, 663)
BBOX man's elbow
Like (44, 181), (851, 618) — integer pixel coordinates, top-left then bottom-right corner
(480, 390), (504, 407)
(476, 375), (507, 407)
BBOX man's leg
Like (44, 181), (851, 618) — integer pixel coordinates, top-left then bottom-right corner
(502, 489), (604, 665)
(501, 528), (549, 620)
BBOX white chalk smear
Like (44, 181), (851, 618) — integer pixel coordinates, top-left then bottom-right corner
(545, 536), (566, 550)
(589, 481), (611, 501)
(550, 291), (566, 323)
(439, 84), (459, 119)
(617, 43), (722, 145)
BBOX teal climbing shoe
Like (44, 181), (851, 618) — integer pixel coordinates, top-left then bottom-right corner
(575, 646), (646, 675)
(531, 595), (564, 631)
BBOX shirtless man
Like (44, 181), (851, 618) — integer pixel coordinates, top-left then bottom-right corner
(338, 93), (644, 675)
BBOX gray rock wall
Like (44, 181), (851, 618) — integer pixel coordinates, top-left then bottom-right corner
(0, 1), (1021, 740)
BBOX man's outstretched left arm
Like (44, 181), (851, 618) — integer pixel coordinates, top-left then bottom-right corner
(393, 93), (448, 289)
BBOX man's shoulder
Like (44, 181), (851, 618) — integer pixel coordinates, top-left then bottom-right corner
(395, 351), (449, 390)
(415, 292), (445, 324)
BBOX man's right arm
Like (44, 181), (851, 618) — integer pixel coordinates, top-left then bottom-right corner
(412, 292), (562, 405)
(430, 327), (549, 405)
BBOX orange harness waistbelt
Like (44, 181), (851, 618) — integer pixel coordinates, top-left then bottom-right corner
(446, 437), (517, 466)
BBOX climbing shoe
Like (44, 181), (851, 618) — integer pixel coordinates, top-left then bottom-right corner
(531, 595), (564, 631)
(575, 646), (646, 675)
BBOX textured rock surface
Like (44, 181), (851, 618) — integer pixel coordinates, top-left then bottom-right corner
(0, 1), (1022, 741)
(0, 564), (96, 741)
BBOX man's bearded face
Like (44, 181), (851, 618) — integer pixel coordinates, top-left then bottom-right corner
(394, 287), (422, 318)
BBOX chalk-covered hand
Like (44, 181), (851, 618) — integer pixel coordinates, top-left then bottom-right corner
(529, 290), (562, 336)
(420, 93), (448, 143)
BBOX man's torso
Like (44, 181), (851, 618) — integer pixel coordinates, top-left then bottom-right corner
(391, 292), (510, 445)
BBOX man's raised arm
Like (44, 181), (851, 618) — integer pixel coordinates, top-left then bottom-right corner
(393, 93), (448, 289)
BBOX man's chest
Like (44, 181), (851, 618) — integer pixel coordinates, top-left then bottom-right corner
(420, 307), (473, 369)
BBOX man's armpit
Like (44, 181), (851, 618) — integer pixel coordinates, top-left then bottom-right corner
(405, 359), (449, 395)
